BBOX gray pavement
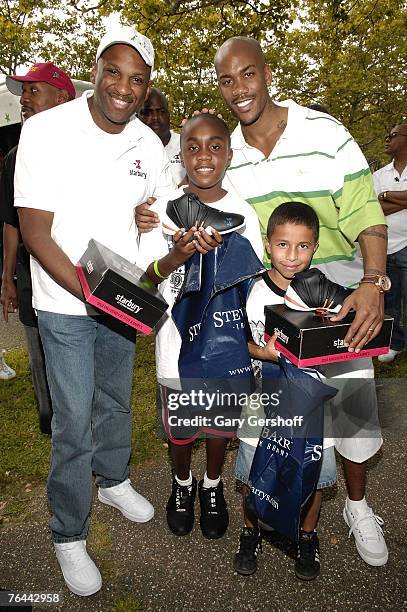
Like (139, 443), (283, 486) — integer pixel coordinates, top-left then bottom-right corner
(0, 313), (26, 351)
(1, 319), (406, 611)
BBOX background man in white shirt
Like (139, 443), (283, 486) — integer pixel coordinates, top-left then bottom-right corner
(139, 87), (185, 185)
(374, 124), (407, 362)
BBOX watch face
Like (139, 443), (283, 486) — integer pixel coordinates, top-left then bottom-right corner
(379, 275), (391, 291)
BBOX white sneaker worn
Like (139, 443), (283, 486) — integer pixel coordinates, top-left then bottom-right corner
(378, 349), (402, 363)
(343, 499), (388, 566)
(98, 478), (154, 523)
(54, 540), (102, 597)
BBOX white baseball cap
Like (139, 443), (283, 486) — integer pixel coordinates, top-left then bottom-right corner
(96, 25), (154, 72)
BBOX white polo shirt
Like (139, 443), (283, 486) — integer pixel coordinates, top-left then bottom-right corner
(14, 91), (175, 316)
(373, 161), (407, 254)
(223, 100), (385, 288)
(165, 131), (185, 185)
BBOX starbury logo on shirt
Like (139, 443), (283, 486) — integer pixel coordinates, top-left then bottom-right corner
(130, 160), (147, 179)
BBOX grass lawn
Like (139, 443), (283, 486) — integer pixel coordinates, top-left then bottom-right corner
(1, 335), (406, 526)
(0, 335), (166, 525)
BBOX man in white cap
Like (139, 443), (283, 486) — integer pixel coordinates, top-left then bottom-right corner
(14, 26), (175, 597)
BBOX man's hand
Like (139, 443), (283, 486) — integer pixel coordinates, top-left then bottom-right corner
(380, 201), (404, 215)
(331, 283), (384, 352)
(181, 108), (224, 127)
(135, 197), (158, 234)
(0, 277), (18, 322)
(193, 226), (223, 254)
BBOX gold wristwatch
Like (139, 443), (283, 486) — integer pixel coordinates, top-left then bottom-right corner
(359, 274), (391, 293)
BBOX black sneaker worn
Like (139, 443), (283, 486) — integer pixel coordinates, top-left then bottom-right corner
(166, 474), (197, 536)
(234, 527), (262, 575)
(295, 530), (320, 581)
(198, 479), (229, 539)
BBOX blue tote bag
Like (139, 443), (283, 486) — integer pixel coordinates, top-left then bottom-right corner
(246, 356), (337, 542)
(172, 232), (264, 398)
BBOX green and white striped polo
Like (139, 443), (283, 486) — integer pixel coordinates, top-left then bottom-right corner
(223, 100), (385, 287)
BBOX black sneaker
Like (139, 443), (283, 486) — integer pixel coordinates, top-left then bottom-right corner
(166, 474), (197, 536)
(295, 530), (320, 580)
(165, 193), (245, 235)
(234, 527), (262, 575)
(198, 479), (229, 539)
(285, 268), (352, 314)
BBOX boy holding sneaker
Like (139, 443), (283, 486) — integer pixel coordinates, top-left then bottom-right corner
(234, 202), (338, 580)
(138, 113), (263, 540)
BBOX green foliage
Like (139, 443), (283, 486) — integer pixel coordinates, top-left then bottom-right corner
(0, 0), (103, 78)
(112, 594), (144, 612)
(116, 0), (297, 129)
(0, 0), (405, 162)
(270, 0), (407, 165)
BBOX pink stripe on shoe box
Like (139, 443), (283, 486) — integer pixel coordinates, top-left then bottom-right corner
(76, 265), (152, 335)
(274, 341), (388, 367)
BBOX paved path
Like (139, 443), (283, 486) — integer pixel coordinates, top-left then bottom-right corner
(0, 313), (26, 351)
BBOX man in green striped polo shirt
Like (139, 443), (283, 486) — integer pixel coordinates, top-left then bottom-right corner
(215, 37), (389, 569)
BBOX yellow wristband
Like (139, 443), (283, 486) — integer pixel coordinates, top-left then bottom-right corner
(153, 259), (168, 279)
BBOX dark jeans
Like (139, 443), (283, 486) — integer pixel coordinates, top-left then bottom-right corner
(24, 324), (52, 432)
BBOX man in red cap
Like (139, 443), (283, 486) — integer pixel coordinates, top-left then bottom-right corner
(0, 62), (75, 434)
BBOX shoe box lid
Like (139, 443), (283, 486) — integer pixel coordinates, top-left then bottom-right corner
(264, 304), (394, 367)
(76, 239), (168, 334)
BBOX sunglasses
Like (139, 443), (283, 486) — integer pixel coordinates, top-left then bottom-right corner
(386, 132), (407, 140)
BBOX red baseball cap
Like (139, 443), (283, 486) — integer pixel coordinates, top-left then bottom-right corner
(6, 63), (76, 100)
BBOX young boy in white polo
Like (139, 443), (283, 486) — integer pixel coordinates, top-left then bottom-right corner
(138, 113), (264, 540)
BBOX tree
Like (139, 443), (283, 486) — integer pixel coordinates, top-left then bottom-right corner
(1, 0), (405, 166)
(0, 0), (103, 79)
(268, 0), (407, 165)
(98, 0), (297, 128)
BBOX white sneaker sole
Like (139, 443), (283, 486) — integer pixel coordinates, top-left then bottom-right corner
(343, 508), (388, 566)
(162, 221), (246, 237)
(98, 491), (154, 523)
(378, 355), (400, 363)
(61, 572), (102, 597)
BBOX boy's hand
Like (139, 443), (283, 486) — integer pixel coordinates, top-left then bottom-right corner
(135, 197), (159, 233)
(193, 226), (223, 254)
(260, 334), (280, 362)
(170, 228), (198, 266)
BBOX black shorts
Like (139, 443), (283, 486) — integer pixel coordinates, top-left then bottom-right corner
(158, 384), (241, 445)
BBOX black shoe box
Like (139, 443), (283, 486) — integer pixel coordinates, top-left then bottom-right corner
(76, 239), (168, 334)
(264, 304), (393, 367)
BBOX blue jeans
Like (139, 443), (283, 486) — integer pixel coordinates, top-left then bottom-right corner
(386, 245), (407, 351)
(38, 311), (136, 543)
